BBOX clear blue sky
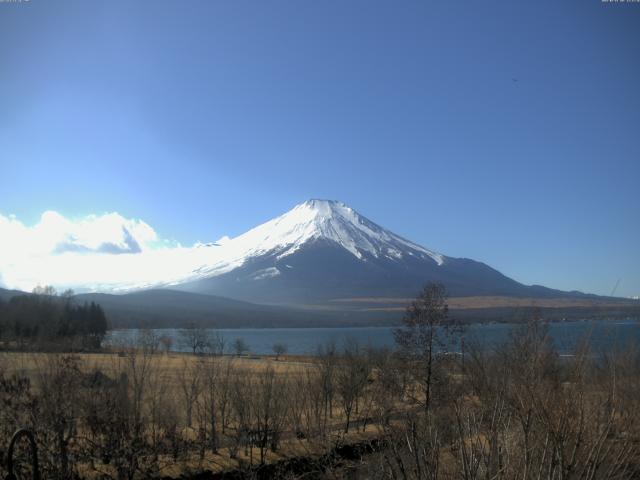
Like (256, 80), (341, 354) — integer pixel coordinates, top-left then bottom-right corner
(1, 1), (638, 297)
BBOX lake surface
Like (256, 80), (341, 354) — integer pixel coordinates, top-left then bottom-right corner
(106, 319), (640, 355)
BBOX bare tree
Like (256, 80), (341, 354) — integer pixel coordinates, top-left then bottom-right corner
(248, 366), (289, 464)
(178, 358), (202, 428)
(317, 340), (337, 431)
(394, 283), (458, 414)
(128, 330), (160, 439)
(207, 330), (226, 356)
(335, 339), (371, 433)
(179, 325), (211, 355)
(159, 335), (173, 354)
(233, 338), (249, 356)
(216, 357), (235, 435)
(35, 354), (82, 478)
(228, 367), (251, 460)
(272, 342), (287, 360)
(197, 355), (225, 453)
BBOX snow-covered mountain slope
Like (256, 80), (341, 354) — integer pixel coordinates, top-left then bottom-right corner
(168, 199), (578, 304)
(180, 199), (445, 284)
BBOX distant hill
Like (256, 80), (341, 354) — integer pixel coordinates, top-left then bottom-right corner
(72, 289), (397, 328)
(0, 288), (26, 302)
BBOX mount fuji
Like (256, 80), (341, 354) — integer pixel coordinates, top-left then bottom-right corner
(3, 199), (630, 328)
(168, 199), (578, 304)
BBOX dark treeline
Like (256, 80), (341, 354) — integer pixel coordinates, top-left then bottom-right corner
(0, 286), (108, 350)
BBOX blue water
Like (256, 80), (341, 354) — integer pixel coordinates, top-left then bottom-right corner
(106, 319), (640, 355)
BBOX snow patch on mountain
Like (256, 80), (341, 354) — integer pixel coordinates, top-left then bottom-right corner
(250, 267), (280, 281)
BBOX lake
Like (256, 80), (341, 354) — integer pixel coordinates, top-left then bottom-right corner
(106, 319), (640, 355)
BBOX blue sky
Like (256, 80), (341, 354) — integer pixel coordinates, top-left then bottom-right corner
(0, 0), (639, 297)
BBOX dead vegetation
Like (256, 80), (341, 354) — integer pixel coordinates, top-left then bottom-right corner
(0, 285), (638, 479)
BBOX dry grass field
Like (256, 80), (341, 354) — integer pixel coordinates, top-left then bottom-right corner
(0, 350), (316, 392)
(331, 295), (638, 310)
(1, 315), (639, 479)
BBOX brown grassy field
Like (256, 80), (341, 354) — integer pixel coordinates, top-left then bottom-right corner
(0, 350), (315, 385)
(1, 316), (639, 479)
(330, 295), (638, 310)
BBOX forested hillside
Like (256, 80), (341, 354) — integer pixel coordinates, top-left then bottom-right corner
(0, 286), (108, 349)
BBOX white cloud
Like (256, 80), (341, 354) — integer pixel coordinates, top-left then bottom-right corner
(0, 211), (210, 293)
(0, 211), (157, 258)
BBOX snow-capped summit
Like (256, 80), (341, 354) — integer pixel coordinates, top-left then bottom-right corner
(214, 199), (444, 266)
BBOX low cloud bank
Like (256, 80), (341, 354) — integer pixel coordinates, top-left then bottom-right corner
(0, 211), (215, 293)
